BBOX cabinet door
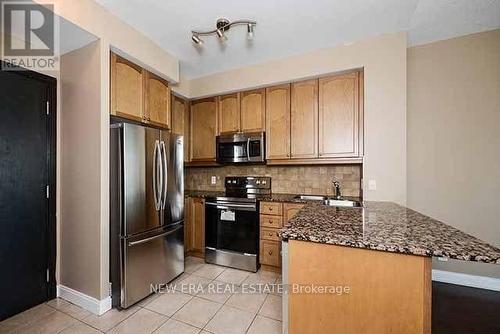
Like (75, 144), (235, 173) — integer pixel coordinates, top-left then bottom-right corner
(218, 93), (240, 134)
(172, 95), (190, 162)
(265, 84), (291, 159)
(110, 53), (144, 121)
(191, 197), (205, 254)
(284, 203), (305, 223)
(291, 79), (318, 159)
(241, 89), (265, 132)
(319, 71), (360, 157)
(145, 71), (170, 128)
(260, 240), (281, 267)
(190, 98), (217, 161)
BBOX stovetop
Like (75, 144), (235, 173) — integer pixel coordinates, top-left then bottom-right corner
(209, 176), (271, 203)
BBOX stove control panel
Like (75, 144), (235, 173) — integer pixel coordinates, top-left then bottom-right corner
(225, 176), (271, 190)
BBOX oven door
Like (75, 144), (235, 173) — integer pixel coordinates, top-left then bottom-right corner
(205, 201), (258, 255)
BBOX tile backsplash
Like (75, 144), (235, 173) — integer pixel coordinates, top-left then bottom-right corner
(185, 165), (362, 197)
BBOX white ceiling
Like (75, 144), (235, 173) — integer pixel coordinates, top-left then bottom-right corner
(94, 0), (500, 79)
(60, 17), (98, 55)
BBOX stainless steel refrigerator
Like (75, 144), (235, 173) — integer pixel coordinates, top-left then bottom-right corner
(110, 122), (184, 309)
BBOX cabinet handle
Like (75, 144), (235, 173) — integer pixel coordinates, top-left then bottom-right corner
(268, 250), (273, 255)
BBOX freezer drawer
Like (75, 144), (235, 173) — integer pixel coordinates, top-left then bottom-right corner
(121, 223), (184, 308)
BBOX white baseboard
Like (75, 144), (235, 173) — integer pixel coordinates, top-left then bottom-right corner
(432, 269), (500, 292)
(57, 285), (111, 315)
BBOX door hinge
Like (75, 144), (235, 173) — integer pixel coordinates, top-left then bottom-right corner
(109, 282), (112, 297)
(46, 268), (50, 282)
(46, 185), (50, 199)
(46, 101), (49, 115)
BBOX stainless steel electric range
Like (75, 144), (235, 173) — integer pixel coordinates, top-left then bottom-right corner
(205, 176), (271, 272)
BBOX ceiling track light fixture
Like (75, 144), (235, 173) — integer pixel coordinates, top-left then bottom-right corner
(191, 18), (256, 45)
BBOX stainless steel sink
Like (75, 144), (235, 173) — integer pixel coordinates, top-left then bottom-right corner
(323, 199), (362, 207)
(294, 195), (327, 201)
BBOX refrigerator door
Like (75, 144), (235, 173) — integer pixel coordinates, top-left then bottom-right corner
(160, 132), (184, 226)
(121, 223), (184, 308)
(122, 123), (162, 236)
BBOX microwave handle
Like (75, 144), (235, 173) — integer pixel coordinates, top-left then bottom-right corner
(246, 138), (250, 160)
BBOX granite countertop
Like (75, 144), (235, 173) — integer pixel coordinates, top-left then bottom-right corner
(279, 201), (500, 264)
(185, 190), (226, 198)
(185, 190), (358, 203)
(185, 190), (306, 202)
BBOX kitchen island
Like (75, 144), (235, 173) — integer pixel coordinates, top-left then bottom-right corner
(279, 202), (500, 334)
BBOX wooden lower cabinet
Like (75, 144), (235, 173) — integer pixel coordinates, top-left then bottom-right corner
(259, 202), (284, 269)
(284, 203), (305, 223)
(260, 240), (281, 268)
(185, 197), (205, 258)
(288, 240), (431, 334)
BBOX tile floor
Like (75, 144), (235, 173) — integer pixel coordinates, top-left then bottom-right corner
(0, 257), (282, 334)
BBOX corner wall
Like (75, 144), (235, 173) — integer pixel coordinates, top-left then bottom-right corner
(407, 29), (500, 278)
(60, 40), (102, 300)
(36, 0), (179, 83)
(188, 33), (408, 204)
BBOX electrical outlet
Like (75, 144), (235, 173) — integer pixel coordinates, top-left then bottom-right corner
(211, 176), (217, 185)
(368, 179), (377, 191)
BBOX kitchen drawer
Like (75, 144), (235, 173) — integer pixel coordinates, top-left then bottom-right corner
(260, 227), (280, 242)
(260, 202), (283, 215)
(260, 214), (283, 228)
(260, 240), (281, 267)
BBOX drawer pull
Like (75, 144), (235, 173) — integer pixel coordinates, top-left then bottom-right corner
(269, 207), (273, 211)
(268, 232), (273, 237)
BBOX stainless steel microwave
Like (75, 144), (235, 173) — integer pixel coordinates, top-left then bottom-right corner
(216, 132), (265, 164)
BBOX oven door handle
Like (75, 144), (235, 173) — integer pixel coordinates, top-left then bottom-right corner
(246, 138), (250, 161)
(205, 202), (257, 211)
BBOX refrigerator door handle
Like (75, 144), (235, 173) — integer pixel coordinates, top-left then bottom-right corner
(153, 140), (161, 211)
(160, 140), (168, 210)
(128, 224), (182, 247)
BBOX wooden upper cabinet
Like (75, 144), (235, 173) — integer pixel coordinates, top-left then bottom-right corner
(319, 71), (361, 158)
(218, 93), (240, 134)
(291, 79), (318, 159)
(265, 84), (291, 159)
(171, 95), (190, 162)
(110, 53), (144, 121)
(190, 97), (217, 161)
(241, 89), (266, 132)
(145, 71), (170, 128)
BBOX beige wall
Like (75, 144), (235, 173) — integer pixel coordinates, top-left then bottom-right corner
(408, 29), (500, 278)
(187, 33), (407, 204)
(186, 165), (362, 197)
(41, 0), (184, 301)
(60, 41), (102, 299)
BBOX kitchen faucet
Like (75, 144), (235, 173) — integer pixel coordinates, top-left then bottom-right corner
(332, 181), (342, 200)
